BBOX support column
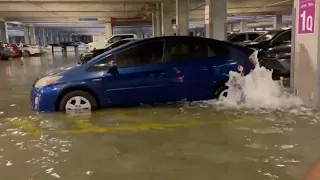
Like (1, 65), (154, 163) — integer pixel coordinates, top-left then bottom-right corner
(42, 28), (47, 45)
(230, 23), (235, 32)
(273, 15), (283, 29)
(105, 23), (113, 39)
(239, 21), (248, 32)
(24, 27), (30, 44)
(176, 0), (189, 36)
(152, 11), (158, 37)
(29, 26), (36, 45)
(161, 1), (173, 36)
(205, 0), (227, 40)
(0, 21), (8, 43)
(292, 0), (320, 108)
(156, 3), (162, 36)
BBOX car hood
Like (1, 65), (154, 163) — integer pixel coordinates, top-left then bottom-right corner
(45, 62), (80, 76)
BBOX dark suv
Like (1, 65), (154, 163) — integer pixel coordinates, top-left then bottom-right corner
(245, 29), (291, 52)
(0, 42), (13, 60)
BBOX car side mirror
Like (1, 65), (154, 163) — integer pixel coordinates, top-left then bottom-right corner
(107, 65), (118, 74)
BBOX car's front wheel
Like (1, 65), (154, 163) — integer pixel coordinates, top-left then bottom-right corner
(59, 90), (97, 112)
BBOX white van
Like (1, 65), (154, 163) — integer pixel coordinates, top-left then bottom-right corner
(88, 34), (137, 51)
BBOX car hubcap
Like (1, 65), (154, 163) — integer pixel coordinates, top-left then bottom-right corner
(218, 89), (228, 100)
(65, 96), (91, 111)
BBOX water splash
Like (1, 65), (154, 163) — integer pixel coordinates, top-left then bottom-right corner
(217, 65), (302, 109)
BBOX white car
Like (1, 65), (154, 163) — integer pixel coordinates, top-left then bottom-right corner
(88, 34), (137, 51)
(22, 44), (41, 56)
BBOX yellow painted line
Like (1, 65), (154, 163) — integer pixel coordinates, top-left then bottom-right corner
(6, 117), (43, 136)
(57, 114), (97, 129)
(1, 118), (260, 137)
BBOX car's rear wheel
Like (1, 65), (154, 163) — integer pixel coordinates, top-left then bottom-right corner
(59, 90), (97, 112)
(214, 85), (229, 101)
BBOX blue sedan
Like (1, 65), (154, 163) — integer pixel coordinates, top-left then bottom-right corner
(30, 36), (258, 112)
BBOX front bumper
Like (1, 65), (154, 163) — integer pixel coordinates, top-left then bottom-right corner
(30, 85), (61, 112)
(260, 57), (290, 76)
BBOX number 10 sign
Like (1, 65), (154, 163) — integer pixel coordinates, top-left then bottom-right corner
(298, 0), (316, 34)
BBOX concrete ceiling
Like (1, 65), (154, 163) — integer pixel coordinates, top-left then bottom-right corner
(0, 0), (293, 27)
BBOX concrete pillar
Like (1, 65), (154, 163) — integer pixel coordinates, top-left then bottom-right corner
(24, 27), (30, 44)
(156, 3), (162, 36)
(292, 0), (320, 108)
(29, 26), (36, 45)
(161, 1), (173, 36)
(273, 15), (283, 29)
(105, 23), (113, 39)
(176, 0), (189, 36)
(239, 21), (248, 32)
(0, 21), (8, 43)
(152, 11), (158, 37)
(47, 29), (53, 44)
(205, 0), (227, 40)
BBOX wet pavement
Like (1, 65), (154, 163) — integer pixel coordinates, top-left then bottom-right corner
(0, 52), (319, 180)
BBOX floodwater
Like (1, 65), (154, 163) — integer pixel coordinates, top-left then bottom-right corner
(0, 53), (319, 180)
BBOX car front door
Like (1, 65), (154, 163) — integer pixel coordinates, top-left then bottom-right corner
(98, 40), (167, 106)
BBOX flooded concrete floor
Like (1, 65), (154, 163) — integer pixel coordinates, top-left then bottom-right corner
(0, 53), (319, 180)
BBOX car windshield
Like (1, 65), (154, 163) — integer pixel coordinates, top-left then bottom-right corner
(84, 40), (137, 64)
(252, 31), (282, 42)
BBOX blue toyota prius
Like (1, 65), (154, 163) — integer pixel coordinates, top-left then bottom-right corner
(31, 36), (258, 112)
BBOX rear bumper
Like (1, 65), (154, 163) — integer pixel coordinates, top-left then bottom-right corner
(260, 57), (290, 76)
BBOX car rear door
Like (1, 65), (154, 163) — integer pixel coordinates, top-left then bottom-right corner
(163, 37), (233, 101)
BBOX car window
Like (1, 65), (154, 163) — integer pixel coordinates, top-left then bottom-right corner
(88, 55), (114, 71)
(253, 31), (282, 42)
(207, 39), (230, 57)
(248, 33), (260, 40)
(229, 34), (246, 42)
(273, 31), (291, 43)
(115, 40), (164, 67)
(165, 37), (208, 61)
(109, 35), (134, 44)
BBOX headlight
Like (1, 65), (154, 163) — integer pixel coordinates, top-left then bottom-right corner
(34, 76), (62, 88)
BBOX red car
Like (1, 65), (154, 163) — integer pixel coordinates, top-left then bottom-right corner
(11, 44), (22, 57)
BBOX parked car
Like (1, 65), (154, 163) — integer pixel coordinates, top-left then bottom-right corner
(80, 38), (138, 64)
(244, 29), (291, 54)
(259, 43), (291, 77)
(22, 44), (41, 56)
(0, 42), (14, 60)
(11, 44), (22, 57)
(227, 31), (265, 44)
(30, 36), (258, 112)
(88, 34), (137, 51)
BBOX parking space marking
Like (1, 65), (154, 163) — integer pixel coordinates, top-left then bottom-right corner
(57, 114), (97, 129)
(6, 117), (43, 136)
(1, 117), (260, 136)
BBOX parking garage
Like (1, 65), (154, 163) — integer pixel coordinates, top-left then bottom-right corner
(0, 0), (320, 179)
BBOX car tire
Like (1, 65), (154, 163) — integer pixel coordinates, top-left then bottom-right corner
(23, 51), (31, 57)
(213, 84), (229, 100)
(59, 90), (97, 112)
